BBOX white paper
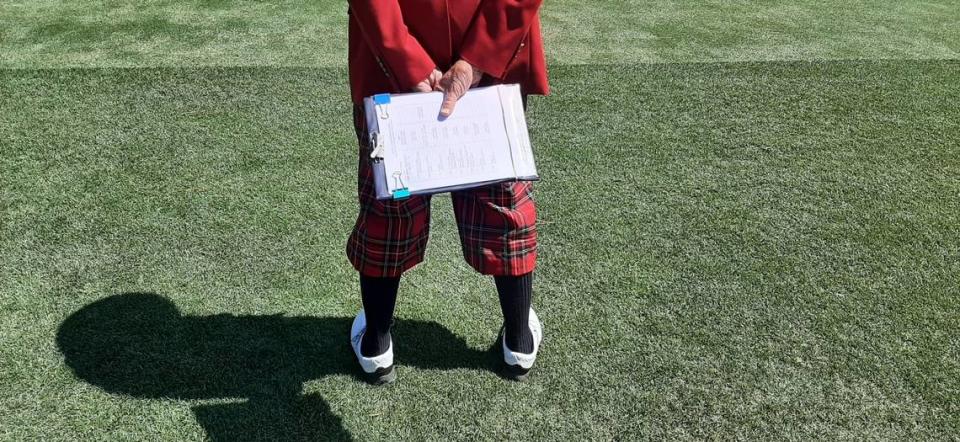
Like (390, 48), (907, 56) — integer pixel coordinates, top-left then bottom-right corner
(366, 84), (537, 197)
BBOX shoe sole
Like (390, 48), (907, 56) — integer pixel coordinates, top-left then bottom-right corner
(503, 363), (531, 382)
(498, 326), (533, 381)
(364, 365), (396, 385)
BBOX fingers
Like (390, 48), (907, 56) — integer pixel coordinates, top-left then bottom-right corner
(413, 81), (433, 93)
(413, 69), (444, 93)
(429, 69), (443, 91)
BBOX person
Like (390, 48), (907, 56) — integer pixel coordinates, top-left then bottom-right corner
(345, 0), (549, 384)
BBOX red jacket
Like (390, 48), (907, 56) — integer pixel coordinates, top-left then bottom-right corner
(347, 0), (549, 103)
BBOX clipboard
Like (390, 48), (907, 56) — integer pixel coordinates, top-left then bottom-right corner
(364, 84), (539, 200)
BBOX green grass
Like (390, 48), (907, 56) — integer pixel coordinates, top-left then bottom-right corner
(1, 0), (958, 67)
(2, 1), (960, 440)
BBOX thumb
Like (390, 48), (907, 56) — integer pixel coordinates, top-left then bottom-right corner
(439, 75), (467, 118)
(439, 90), (459, 118)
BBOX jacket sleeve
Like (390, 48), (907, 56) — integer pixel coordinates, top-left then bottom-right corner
(458, 0), (544, 79)
(348, 1), (436, 91)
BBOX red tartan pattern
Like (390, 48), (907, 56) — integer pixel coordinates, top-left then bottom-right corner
(346, 105), (538, 277)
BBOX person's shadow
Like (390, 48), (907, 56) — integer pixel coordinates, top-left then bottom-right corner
(56, 292), (500, 441)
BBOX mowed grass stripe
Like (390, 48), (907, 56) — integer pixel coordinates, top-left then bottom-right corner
(1, 0), (958, 67)
(1, 61), (958, 439)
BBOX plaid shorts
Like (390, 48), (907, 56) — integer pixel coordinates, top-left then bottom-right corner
(346, 105), (538, 277)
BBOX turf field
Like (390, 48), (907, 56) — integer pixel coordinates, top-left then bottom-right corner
(2, 1), (959, 440)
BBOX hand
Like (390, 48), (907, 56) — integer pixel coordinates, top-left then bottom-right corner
(413, 69), (443, 93)
(438, 60), (483, 118)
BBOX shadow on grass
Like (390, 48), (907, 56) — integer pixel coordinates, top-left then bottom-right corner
(56, 292), (499, 441)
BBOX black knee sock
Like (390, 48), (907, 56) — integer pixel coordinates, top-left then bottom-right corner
(359, 275), (400, 357)
(495, 272), (535, 354)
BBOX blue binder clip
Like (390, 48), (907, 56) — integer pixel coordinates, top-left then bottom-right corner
(373, 94), (391, 119)
(391, 171), (409, 199)
(393, 188), (411, 199)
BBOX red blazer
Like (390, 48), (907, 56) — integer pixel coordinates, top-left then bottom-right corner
(347, 0), (549, 103)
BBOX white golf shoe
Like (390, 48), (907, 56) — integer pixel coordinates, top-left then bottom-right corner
(350, 310), (396, 385)
(501, 308), (542, 381)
